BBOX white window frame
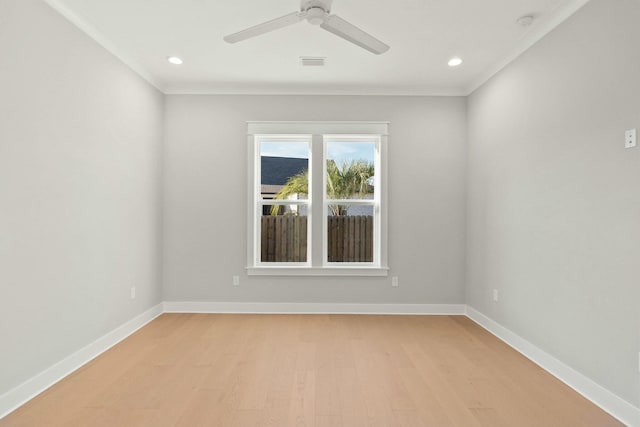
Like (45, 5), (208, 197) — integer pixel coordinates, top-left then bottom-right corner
(247, 122), (388, 276)
(323, 135), (381, 268)
(253, 135), (312, 268)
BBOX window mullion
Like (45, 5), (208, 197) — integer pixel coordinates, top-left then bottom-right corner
(311, 134), (324, 267)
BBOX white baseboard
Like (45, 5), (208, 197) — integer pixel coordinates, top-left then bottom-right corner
(0, 303), (164, 420)
(465, 306), (640, 427)
(3, 302), (637, 427)
(163, 301), (466, 315)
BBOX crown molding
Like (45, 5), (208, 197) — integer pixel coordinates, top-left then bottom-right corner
(42, 0), (165, 93)
(465, 0), (591, 95)
(43, 0), (589, 97)
(162, 84), (467, 97)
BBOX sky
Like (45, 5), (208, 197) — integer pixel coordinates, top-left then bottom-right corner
(260, 141), (375, 165)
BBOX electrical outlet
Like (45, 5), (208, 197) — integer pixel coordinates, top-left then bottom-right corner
(232, 275), (240, 286)
(625, 129), (636, 148)
(130, 287), (136, 300)
(492, 289), (499, 302)
(391, 276), (399, 287)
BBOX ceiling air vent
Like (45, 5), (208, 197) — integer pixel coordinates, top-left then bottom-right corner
(300, 56), (326, 67)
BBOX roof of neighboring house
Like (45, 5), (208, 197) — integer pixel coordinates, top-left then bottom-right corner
(261, 156), (308, 186)
(261, 184), (283, 195)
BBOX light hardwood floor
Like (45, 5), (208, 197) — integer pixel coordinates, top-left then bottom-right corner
(0, 314), (623, 427)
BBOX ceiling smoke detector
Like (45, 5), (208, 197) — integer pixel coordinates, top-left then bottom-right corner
(300, 56), (326, 66)
(517, 15), (535, 27)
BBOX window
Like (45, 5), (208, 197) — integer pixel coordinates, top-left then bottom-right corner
(255, 136), (311, 266)
(247, 122), (388, 276)
(324, 136), (380, 265)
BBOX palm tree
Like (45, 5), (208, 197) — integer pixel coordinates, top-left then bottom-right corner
(269, 171), (308, 216)
(271, 160), (374, 216)
(326, 160), (374, 214)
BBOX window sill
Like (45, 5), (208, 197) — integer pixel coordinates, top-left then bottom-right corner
(246, 266), (389, 277)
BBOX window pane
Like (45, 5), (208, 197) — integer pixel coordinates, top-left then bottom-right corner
(261, 204), (308, 263)
(261, 141), (309, 200)
(326, 141), (375, 200)
(327, 206), (374, 263)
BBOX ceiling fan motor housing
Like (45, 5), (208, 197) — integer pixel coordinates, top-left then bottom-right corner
(306, 7), (328, 25)
(301, 0), (331, 12)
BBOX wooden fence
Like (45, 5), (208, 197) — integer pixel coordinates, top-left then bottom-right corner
(260, 215), (373, 263)
(327, 215), (373, 262)
(261, 216), (308, 262)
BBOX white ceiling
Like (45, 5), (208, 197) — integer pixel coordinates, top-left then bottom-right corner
(45, 0), (589, 95)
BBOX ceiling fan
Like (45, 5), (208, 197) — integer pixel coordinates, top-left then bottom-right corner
(223, 0), (390, 55)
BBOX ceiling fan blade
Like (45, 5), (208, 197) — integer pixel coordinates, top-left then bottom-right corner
(320, 15), (390, 55)
(224, 11), (304, 43)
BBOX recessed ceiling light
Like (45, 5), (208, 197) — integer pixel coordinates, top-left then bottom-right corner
(167, 56), (183, 65)
(448, 57), (463, 67)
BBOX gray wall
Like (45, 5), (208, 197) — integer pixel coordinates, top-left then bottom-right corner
(163, 95), (467, 304)
(0, 0), (164, 395)
(467, 0), (640, 407)
(4, 0), (637, 415)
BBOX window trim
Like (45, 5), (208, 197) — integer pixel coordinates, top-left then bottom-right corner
(246, 122), (389, 277)
(323, 135), (381, 267)
(252, 135), (312, 268)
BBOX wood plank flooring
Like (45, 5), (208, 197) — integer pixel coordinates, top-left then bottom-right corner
(0, 314), (623, 427)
